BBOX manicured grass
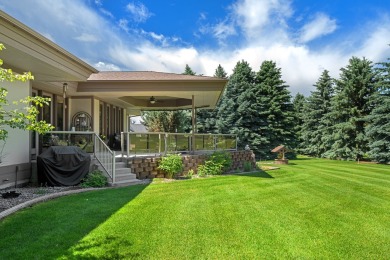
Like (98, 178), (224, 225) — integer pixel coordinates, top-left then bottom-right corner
(0, 158), (389, 259)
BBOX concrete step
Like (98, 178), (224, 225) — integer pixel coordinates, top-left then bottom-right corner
(115, 161), (127, 169)
(115, 167), (132, 175)
(112, 179), (144, 187)
(115, 173), (138, 182)
(115, 157), (124, 163)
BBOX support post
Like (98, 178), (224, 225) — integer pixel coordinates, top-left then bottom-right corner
(192, 95), (195, 154)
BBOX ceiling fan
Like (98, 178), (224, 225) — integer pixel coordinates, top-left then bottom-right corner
(149, 96), (157, 104)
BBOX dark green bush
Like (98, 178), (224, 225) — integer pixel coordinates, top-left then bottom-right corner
(158, 154), (183, 178)
(81, 170), (108, 188)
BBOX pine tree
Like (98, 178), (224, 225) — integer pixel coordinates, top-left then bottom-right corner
(183, 64), (196, 75)
(324, 57), (378, 160)
(252, 60), (295, 159)
(292, 93), (306, 154)
(216, 61), (254, 146)
(197, 65), (228, 133)
(300, 70), (334, 157)
(366, 58), (390, 163)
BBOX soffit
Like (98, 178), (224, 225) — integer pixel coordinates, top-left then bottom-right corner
(0, 10), (97, 82)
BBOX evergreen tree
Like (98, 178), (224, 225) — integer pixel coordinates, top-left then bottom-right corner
(300, 70), (334, 157)
(216, 61), (255, 149)
(197, 64), (228, 133)
(252, 60), (295, 159)
(142, 110), (190, 132)
(324, 57), (378, 160)
(214, 64), (228, 78)
(183, 64), (196, 75)
(292, 93), (306, 154)
(366, 58), (390, 163)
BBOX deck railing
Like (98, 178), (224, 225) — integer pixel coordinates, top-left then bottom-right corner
(121, 132), (237, 157)
(41, 131), (115, 182)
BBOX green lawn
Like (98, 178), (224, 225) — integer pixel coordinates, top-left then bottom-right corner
(0, 158), (389, 259)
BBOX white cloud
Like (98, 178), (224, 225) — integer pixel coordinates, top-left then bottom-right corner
(108, 43), (203, 73)
(119, 19), (130, 32)
(94, 61), (121, 71)
(299, 13), (337, 43)
(231, 0), (293, 39)
(2, 0), (390, 97)
(126, 2), (153, 23)
(99, 8), (114, 19)
(213, 20), (237, 41)
(199, 12), (207, 21)
(74, 33), (100, 42)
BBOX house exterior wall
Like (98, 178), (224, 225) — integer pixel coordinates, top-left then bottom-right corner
(69, 97), (92, 130)
(0, 80), (32, 188)
(1, 80), (31, 165)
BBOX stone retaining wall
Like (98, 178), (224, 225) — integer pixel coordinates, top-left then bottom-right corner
(127, 150), (256, 179)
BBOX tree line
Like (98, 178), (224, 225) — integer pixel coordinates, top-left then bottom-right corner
(143, 55), (390, 163)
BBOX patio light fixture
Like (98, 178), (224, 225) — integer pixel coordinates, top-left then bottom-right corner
(63, 83), (68, 99)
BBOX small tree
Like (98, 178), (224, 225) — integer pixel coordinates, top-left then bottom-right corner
(0, 43), (53, 160)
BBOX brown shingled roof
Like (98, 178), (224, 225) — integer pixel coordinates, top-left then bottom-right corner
(88, 71), (225, 81)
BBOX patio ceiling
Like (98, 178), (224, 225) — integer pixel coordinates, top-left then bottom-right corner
(77, 71), (228, 114)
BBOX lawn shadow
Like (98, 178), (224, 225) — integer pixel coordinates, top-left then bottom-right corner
(0, 182), (150, 259)
(228, 169), (274, 178)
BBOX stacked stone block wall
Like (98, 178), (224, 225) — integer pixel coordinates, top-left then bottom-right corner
(126, 150), (256, 179)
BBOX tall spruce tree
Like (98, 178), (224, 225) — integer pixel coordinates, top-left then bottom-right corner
(324, 57), (378, 160)
(216, 61), (254, 148)
(197, 64), (228, 133)
(301, 70), (334, 157)
(292, 93), (306, 154)
(366, 57), (390, 163)
(253, 60), (295, 159)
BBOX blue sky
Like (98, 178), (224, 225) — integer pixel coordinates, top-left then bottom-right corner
(1, 0), (390, 95)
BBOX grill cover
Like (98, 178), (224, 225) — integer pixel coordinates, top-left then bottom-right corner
(37, 146), (91, 186)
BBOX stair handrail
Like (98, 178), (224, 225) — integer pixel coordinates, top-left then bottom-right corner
(93, 133), (116, 183)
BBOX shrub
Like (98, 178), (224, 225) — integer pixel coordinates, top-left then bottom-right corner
(197, 151), (233, 176)
(185, 169), (195, 179)
(158, 154), (183, 178)
(81, 170), (108, 188)
(243, 161), (253, 172)
(209, 151), (232, 172)
(198, 160), (223, 176)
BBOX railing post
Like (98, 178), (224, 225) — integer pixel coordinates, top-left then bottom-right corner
(112, 151), (116, 184)
(120, 132), (124, 158)
(127, 132), (130, 158)
(164, 133), (168, 155)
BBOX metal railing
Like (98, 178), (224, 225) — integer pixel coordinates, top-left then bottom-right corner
(121, 132), (237, 157)
(93, 134), (115, 181)
(41, 131), (115, 182)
